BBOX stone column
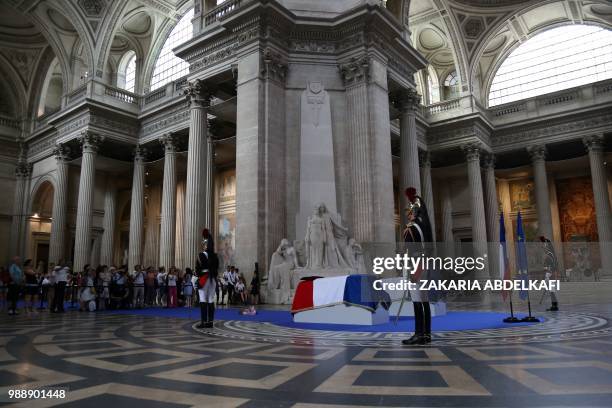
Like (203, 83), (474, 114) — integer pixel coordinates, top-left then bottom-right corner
(584, 135), (612, 276)
(175, 179), (186, 270)
(483, 153), (499, 278)
(49, 144), (70, 264)
(235, 49), (287, 276)
(159, 134), (177, 270)
(527, 145), (554, 240)
(204, 135), (215, 232)
(396, 89), (422, 228)
(440, 181), (454, 258)
(128, 146), (146, 272)
(419, 150), (436, 241)
(440, 181), (454, 244)
(100, 179), (117, 267)
(183, 79), (212, 269)
(462, 143), (488, 278)
(74, 132), (103, 272)
(10, 145), (32, 259)
(340, 56), (395, 245)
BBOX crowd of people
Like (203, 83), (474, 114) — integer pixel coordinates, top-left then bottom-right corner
(0, 256), (260, 315)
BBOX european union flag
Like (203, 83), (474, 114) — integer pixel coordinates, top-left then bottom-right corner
(516, 211), (529, 300)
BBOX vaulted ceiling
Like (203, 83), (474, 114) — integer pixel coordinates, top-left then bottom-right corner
(408, 0), (612, 105)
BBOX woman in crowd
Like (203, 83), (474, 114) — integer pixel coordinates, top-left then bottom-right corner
(183, 268), (193, 308)
(145, 267), (156, 306)
(23, 259), (38, 314)
(167, 267), (178, 308)
(157, 267), (167, 307)
(79, 268), (97, 311)
(250, 267), (260, 306)
(235, 276), (247, 304)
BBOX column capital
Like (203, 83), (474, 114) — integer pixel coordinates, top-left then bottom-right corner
(583, 134), (605, 152)
(527, 144), (547, 162)
(80, 131), (104, 154)
(339, 56), (370, 87)
(159, 134), (178, 153)
(133, 145), (147, 162)
(482, 153), (496, 170)
(461, 142), (482, 162)
(418, 150), (431, 168)
(393, 88), (421, 112)
(15, 161), (32, 178)
(53, 143), (71, 162)
(261, 47), (287, 84)
(184, 79), (214, 108)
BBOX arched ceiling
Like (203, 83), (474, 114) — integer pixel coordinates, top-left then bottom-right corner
(407, 0), (612, 104)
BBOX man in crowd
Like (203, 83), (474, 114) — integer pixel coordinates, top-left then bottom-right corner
(132, 264), (145, 309)
(8, 257), (23, 315)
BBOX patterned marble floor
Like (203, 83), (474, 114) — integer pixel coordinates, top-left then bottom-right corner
(1, 305), (612, 407)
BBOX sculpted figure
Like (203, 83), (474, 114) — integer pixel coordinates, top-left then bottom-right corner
(267, 239), (300, 304)
(305, 203), (350, 269)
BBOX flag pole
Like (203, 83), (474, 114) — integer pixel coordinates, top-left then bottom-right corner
(522, 290), (540, 322)
(503, 289), (520, 323)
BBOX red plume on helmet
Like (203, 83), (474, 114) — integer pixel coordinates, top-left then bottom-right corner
(405, 187), (417, 203)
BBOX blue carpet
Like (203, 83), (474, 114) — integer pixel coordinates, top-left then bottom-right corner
(106, 307), (543, 332)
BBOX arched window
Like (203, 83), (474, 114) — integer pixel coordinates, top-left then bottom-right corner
(150, 9), (194, 91)
(489, 25), (612, 107)
(117, 51), (137, 92)
(443, 71), (459, 100)
(125, 55), (136, 92)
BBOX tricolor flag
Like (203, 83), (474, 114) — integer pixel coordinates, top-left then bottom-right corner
(499, 213), (511, 301)
(516, 211), (529, 300)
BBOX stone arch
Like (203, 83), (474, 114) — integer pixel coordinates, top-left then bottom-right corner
(0, 54), (28, 118)
(29, 175), (57, 218)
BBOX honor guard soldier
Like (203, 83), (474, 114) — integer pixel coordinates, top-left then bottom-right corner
(402, 187), (433, 345)
(196, 229), (219, 328)
(540, 236), (560, 311)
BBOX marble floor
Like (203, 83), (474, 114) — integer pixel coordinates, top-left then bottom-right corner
(1, 302), (612, 407)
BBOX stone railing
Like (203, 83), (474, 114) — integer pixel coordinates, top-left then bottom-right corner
(490, 102), (526, 117)
(144, 87), (167, 105)
(141, 76), (189, 111)
(537, 90), (578, 107)
(204, 0), (244, 26)
(104, 84), (138, 104)
(426, 98), (461, 115)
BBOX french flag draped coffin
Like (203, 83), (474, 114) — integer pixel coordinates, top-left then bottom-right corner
(291, 275), (390, 314)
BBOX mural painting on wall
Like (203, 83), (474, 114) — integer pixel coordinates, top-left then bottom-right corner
(217, 170), (236, 271)
(509, 179), (536, 212)
(556, 176), (600, 278)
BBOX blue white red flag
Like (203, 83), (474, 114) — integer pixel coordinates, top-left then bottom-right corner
(516, 211), (529, 300)
(499, 213), (511, 301)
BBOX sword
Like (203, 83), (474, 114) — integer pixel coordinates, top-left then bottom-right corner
(394, 287), (408, 325)
(539, 289), (548, 305)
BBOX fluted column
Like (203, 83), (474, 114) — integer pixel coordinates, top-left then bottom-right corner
(440, 181), (454, 244)
(204, 135), (215, 232)
(175, 179), (186, 270)
(463, 143), (488, 278)
(49, 144), (70, 264)
(74, 132), (103, 272)
(584, 135), (612, 276)
(527, 145), (553, 240)
(10, 144), (32, 259)
(128, 146), (146, 272)
(483, 154), (499, 278)
(159, 134), (178, 270)
(419, 151), (436, 241)
(396, 89), (422, 228)
(183, 79), (212, 268)
(340, 56), (395, 244)
(100, 179), (117, 266)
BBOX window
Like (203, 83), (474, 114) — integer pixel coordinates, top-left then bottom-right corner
(443, 71), (459, 99)
(150, 8), (194, 91)
(125, 55), (136, 92)
(489, 25), (612, 106)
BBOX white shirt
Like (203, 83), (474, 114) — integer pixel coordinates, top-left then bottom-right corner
(132, 270), (145, 285)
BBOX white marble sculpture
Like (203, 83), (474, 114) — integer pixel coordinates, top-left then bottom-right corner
(266, 202), (366, 304)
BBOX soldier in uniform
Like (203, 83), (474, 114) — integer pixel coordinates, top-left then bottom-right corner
(540, 236), (559, 311)
(402, 187), (433, 345)
(196, 229), (219, 328)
